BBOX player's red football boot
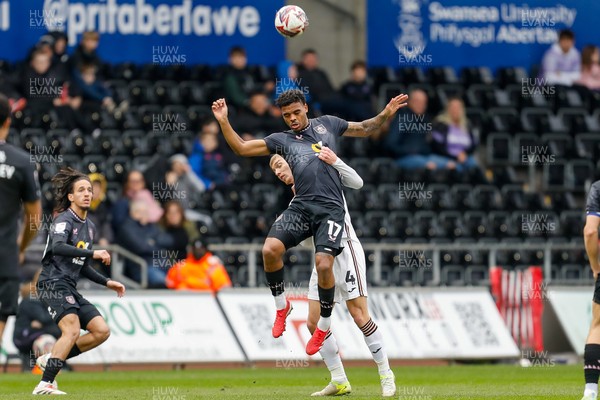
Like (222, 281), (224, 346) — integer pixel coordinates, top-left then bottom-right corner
(272, 299), (293, 338)
(306, 327), (329, 355)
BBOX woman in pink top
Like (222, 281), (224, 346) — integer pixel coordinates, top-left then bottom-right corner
(577, 45), (600, 91)
(111, 170), (163, 232)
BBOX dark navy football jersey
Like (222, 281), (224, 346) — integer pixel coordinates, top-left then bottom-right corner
(40, 208), (96, 287)
(586, 180), (600, 218)
(264, 115), (349, 207)
(0, 141), (41, 278)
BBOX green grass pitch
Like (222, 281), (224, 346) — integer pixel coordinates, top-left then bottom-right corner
(0, 364), (583, 399)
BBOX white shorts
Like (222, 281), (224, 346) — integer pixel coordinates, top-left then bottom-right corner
(307, 237), (368, 303)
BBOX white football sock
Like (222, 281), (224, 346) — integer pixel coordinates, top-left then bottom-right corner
(360, 319), (391, 375)
(319, 333), (347, 383)
(274, 293), (287, 310)
(317, 316), (331, 331)
(585, 383), (598, 396)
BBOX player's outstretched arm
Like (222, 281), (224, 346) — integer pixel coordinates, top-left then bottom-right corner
(211, 98), (270, 157)
(584, 215), (600, 276)
(318, 147), (363, 189)
(343, 94), (409, 138)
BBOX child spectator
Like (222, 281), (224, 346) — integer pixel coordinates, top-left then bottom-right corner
(576, 45), (600, 90)
(540, 29), (581, 86)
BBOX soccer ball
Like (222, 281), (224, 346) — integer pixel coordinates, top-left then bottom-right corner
(33, 334), (56, 357)
(274, 5), (308, 38)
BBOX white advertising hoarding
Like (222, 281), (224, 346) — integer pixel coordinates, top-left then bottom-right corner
(218, 288), (520, 361)
(547, 288), (593, 356)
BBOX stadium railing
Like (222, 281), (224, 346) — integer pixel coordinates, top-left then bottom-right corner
(207, 242), (584, 287)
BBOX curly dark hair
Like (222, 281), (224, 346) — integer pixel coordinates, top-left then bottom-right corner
(275, 89), (307, 108)
(51, 167), (90, 213)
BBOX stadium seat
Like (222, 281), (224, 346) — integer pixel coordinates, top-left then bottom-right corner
(291, 265), (313, 286)
(105, 156), (131, 182)
(463, 211), (489, 239)
(496, 67), (528, 87)
(179, 81), (206, 106)
(461, 66), (493, 85)
(371, 157), (399, 184)
(569, 159), (595, 190)
(109, 63), (138, 81)
(427, 66), (458, 85)
(575, 133), (600, 159)
(488, 107), (520, 132)
(186, 105), (213, 131)
(472, 185), (503, 211)
(465, 265), (489, 286)
(542, 161), (568, 190)
(364, 211), (391, 239)
(500, 184), (527, 210)
(466, 84), (496, 109)
(560, 264), (583, 282)
(488, 211), (514, 238)
(389, 211), (414, 239)
(398, 67), (427, 85)
(153, 81), (180, 106)
(105, 80), (129, 103)
(20, 128), (47, 150)
(559, 108), (592, 134)
(441, 265), (465, 286)
(450, 184), (474, 210)
(486, 133), (512, 165)
(81, 155), (107, 174)
(438, 211), (465, 239)
(435, 84), (464, 108)
(426, 183), (452, 210)
(555, 87), (585, 109)
(413, 211), (440, 239)
(393, 266), (417, 287)
(542, 133), (573, 160)
(128, 80), (155, 105)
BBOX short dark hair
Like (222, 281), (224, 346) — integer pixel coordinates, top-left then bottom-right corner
(302, 48), (317, 57)
(0, 94), (10, 127)
(229, 46), (246, 57)
(351, 60), (367, 71)
(275, 89), (306, 108)
(558, 29), (574, 41)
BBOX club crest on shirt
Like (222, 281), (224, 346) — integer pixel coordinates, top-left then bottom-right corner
(295, 134), (303, 140)
(65, 296), (75, 305)
(73, 228), (78, 235)
(314, 124), (327, 134)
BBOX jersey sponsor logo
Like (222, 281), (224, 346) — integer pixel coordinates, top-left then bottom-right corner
(311, 141), (323, 153)
(0, 162), (15, 179)
(65, 295), (75, 305)
(54, 222), (67, 234)
(72, 240), (90, 266)
(314, 124), (328, 134)
(0, 151), (5, 162)
(47, 306), (57, 319)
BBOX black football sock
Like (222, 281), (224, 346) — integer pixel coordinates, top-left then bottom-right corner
(584, 344), (600, 384)
(66, 344), (82, 360)
(318, 285), (335, 318)
(266, 268), (285, 297)
(41, 358), (64, 383)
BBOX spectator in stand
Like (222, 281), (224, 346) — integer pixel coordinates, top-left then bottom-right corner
(234, 90), (286, 139)
(117, 200), (174, 288)
(49, 31), (69, 68)
(189, 121), (230, 189)
(74, 63), (115, 112)
(576, 45), (600, 91)
(159, 200), (199, 263)
(70, 31), (103, 73)
(297, 49), (347, 117)
(166, 239), (231, 292)
(431, 97), (486, 182)
(339, 60), (375, 121)
(540, 29), (581, 86)
(223, 46), (256, 109)
(13, 270), (61, 370)
(165, 154), (208, 209)
(385, 89), (455, 171)
(111, 170), (163, 232)
(18, 49), (86, 131)
(87, 173), (112, 246)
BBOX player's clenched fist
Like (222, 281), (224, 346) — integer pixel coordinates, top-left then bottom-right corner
(211, 98), (229, 122)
